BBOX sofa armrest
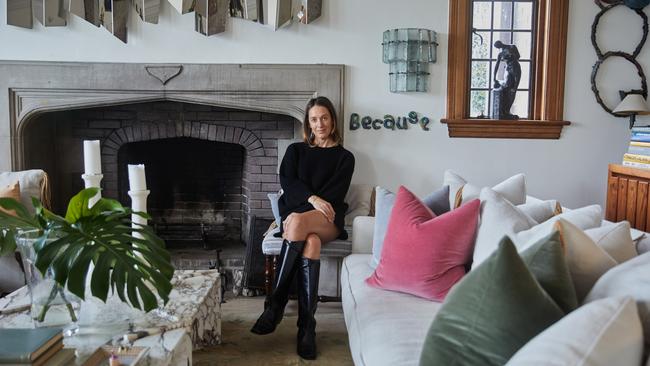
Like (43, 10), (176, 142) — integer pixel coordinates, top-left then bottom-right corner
(352, 216), (374, 254)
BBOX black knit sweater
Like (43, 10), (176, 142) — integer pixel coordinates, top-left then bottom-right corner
(278, 142), (355, 239)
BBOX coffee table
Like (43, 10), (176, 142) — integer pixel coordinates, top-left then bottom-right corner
(0, 269), (222, 365)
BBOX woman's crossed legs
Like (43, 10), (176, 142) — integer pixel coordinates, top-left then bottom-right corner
(282, 210), (339, 259)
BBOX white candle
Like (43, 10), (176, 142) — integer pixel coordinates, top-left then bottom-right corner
(128, 164), (147, 191)
(83, 140), (102, 175)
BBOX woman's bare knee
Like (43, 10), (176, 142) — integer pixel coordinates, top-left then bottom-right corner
(303, 234), (321, 259)
(285, 214), (307, 241)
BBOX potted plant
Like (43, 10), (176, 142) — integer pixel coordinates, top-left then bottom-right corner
(0, 188), (173, 328)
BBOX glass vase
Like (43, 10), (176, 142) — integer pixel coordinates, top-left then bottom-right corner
(16, 229), (80, 335)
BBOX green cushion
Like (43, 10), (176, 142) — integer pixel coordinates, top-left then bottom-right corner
(520, 230), (578, 313)
(419, 237), (565, 366)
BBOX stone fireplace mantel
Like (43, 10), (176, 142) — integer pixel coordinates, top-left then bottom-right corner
(0, 61), (345, 171)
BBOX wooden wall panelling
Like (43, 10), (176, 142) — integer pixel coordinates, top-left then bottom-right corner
(606, 175), (619, 221)
(606, 164), (650, 231)
(626, 179), (638, 225)
(616, 178), (628, 222)
(636, 181), (648, 231)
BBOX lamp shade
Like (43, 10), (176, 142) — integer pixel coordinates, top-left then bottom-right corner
(613, 94), (650, 115)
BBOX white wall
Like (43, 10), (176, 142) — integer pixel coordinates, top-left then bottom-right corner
(1, 0), (648, 208)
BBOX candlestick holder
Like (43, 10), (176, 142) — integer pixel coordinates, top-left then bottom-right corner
(82, 173), (104, 207)
(128, 190), (150, 240)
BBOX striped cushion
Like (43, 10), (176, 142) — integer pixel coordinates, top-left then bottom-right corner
(262, 226), (353, 257)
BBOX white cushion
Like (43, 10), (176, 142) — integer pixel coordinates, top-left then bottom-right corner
(553, 219), (618, 301)
(342, 254), (441, 366)
(516, 200), (560, 223)
(0, 170), (45, 213)
(585, 251), (650, 353)
(344, 184), (374, 226)
(443, 170), (526, 208)
(585, 221), (637, 263)
(472, 187), (538, 266)
(352, 216), (375, 255)
(515, 205), (603, 249)
(261, 226), (352, 256)
(507, 297), (643, 366)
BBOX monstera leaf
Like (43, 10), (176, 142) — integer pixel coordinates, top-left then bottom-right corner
(0, 197), (42, 255)
(0, 188), (174, 312)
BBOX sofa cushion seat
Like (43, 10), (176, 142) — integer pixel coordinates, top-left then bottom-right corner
(261, 226), (352, 257)
(342, 254), (442, 366)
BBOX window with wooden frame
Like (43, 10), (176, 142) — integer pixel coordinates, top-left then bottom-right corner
(442, 0), (570, 139)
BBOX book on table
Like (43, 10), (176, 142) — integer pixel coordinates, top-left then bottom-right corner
(42, 348), (74, 366)
(0, 328), (63, 365)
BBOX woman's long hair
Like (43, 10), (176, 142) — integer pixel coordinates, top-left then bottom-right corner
(302, 96), (342, 147)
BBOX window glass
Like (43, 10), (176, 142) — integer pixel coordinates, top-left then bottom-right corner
(469, 0), (536, 119)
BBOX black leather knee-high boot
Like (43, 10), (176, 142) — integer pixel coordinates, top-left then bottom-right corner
(251, 239), (305, 335)
(296, 257), (320, 360)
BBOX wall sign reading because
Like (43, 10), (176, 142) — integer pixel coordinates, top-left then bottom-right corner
(349, 111), (431, 131)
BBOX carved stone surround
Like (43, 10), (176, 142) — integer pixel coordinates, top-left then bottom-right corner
(0, 62), (345, 171)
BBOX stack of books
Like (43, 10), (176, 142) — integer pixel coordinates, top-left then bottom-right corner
(0, 328), (74, 366)
(623, 127), (650, 169)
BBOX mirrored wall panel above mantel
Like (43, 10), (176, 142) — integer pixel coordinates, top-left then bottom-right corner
(5, 0), (323, 42)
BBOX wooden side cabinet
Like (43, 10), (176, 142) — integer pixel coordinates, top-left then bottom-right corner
(606, 163), (650, 231)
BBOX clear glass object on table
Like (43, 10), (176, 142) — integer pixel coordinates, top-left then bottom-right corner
(15, 229), (81, 336)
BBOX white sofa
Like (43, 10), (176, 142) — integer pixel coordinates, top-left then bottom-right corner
(0, 169), (50, 294)
(341, 200), (650, 366)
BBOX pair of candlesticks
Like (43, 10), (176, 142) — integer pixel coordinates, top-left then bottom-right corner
(82, 140), (149, 227)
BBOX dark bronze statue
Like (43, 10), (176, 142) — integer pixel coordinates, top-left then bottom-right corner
(492, 41), (522, 120)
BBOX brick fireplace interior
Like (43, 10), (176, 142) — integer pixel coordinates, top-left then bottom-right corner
(21, 101), (297, 290)
(118, 138), (245, 247)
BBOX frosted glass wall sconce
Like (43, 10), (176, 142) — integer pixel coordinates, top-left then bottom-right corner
(382, 28), (438, 92)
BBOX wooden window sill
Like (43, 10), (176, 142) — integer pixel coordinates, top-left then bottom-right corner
(440, 119), (571, 139)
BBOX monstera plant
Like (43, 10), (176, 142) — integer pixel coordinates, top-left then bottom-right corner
(0, 188), (173, 315)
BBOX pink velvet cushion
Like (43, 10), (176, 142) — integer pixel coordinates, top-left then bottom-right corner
(366, 186), (480, 301)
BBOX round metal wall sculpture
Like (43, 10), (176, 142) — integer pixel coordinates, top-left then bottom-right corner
(590, 0), (649, 117)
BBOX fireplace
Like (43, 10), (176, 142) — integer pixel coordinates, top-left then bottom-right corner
(118, 138), (246, 247)
(0, 61), (345, 291)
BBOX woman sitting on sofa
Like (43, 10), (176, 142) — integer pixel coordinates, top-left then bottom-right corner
(250, 96), (355, 360)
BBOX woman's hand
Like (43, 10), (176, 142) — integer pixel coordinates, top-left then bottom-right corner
(309, 195), (335, 223)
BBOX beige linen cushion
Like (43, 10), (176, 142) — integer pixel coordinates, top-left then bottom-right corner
(515, 205), (603, 248)
(585, 221), (637, 263)
(506, 297), (643, 366)
(472, 187), (538, 267)
(553, 219), (618, 301)
(584, 251), (650, 354)
(443, 170), (526, 209)
(516, 200), (561, 223)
